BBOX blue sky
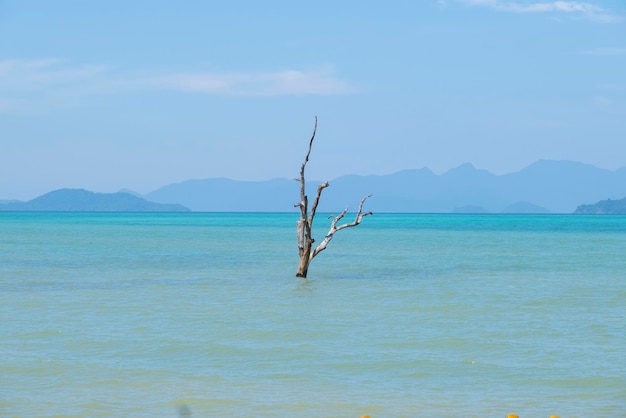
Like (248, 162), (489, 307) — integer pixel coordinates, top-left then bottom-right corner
(1, 0), (625, 200)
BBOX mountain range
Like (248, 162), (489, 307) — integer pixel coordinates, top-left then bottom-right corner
(0, 189), (189, 212)
(2, 160), (626, 213)
(144, 160), (626, 213)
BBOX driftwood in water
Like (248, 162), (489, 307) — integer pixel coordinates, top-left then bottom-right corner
(294, 117), (372, 278)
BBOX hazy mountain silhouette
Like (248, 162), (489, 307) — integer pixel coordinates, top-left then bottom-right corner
(575, 197), (626, 214)
(144, 160), (626, 213)
(3, 161), (624, 213)
(145, 178), (297, 212)
(1, 189), (190, 212)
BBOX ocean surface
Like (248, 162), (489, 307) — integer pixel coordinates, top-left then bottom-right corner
(1, 212), (625, 417)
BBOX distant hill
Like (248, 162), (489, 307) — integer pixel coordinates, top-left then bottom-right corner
(0, 189), (190, 212)
(145, 178), (296, 212)
(575, 197), (626, 214)
(0, 199), (21, 205)
(117, 188), (142, 197)
(144, 160), (626, 213)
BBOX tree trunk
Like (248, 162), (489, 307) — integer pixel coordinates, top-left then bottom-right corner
(296, 251), (311, 278)
(294, 117), (372, 278)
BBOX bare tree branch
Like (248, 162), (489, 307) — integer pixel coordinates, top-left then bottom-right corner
(296, 115), (318, 218)
(334, 194), (374, 232)
(309, 181), (329, 226)
(311, 194), (373, 260)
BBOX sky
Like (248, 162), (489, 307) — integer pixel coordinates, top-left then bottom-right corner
(1, 0), (625, 200)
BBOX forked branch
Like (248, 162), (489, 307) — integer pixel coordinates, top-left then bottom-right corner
(310, 194), (373, 259)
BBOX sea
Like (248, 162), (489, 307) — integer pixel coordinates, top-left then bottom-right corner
(1, 212), (624, 418)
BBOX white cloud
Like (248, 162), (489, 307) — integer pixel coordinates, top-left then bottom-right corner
(456, 0), (622, 22)
(0, 59), (359, 112)
(0, 59), (109, 89)
(0, 98), (14, 113)
(0, 59), (357, 96)
(598, 83), (626, 91)
(0, 58), (61, 74)
(149, 68), (359, 96)
(0, 59), (115, 113)
(579, 47), (626, 56)
(592, 95), (613, 107)
(506, 2), (601, 13)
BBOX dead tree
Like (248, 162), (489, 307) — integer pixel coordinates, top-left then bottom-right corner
(294, 117), (373, 278)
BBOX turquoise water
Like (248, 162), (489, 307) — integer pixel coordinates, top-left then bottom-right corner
(1, 213), (625, 417)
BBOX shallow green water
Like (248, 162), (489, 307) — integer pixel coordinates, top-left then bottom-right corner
(1, 213), (625, 417)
